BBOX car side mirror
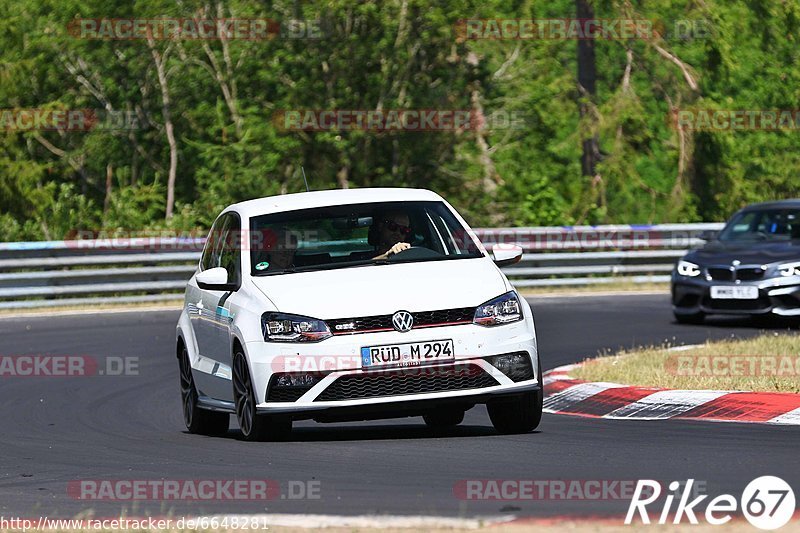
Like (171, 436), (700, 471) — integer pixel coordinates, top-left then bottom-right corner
(491, 244), (523, 267)
(697, 230), (716, 242)
(196, 267), (235, 291)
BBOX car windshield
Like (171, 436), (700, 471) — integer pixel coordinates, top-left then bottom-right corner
(718, 208), (800, 242)
(248, 200), (483, 275)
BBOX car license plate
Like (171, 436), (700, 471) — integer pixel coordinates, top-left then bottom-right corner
(710, 286), (759, 299)
(361, 340), (455, 368)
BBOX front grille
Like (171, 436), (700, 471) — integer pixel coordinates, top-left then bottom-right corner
(736, 267), (765, 281)
(315, 363), (498, 401)
(707, 267), (734, 281)
(706, 266), (765, 282)
(328, 307), (475, 335)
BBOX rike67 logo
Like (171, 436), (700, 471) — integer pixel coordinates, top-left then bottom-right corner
(626, 477), (795, 530)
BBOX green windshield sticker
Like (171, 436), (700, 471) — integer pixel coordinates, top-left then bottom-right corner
(255, 261), (270, 271)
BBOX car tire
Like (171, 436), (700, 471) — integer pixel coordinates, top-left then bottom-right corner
(423, 408), (465, 429)
(179, 343), (229, 436)
(674, 311), (705, 324)
(233, 351), (292, 442)
(487, 389), (543, 434)
(488, 354), (543, 435)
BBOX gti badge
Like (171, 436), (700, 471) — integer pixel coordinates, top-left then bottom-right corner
(391, 311), (414, 332)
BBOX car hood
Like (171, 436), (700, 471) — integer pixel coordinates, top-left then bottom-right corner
(250, 257), (508, 318)
(686, 240), (800, 266)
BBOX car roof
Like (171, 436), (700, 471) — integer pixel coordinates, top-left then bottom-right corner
(227, 188), (446, 218)
(739, 199), (800, 211)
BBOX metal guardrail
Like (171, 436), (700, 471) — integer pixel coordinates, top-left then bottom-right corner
(0, 223), (724, 309)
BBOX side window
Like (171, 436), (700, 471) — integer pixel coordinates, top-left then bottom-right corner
(729, 212), (757, 237)
(218, 214), (242, 287)
(200, 216), (226, 271)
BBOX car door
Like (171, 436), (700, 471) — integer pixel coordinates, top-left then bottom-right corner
(189, 213), (236, 400)
(205, 212), (242, 400)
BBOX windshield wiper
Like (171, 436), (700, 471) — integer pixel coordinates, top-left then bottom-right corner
(252, 254), (481, 276)
(252, 260), (377, 276)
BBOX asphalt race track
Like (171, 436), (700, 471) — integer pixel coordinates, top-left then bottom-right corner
(1, 294), (798, 520)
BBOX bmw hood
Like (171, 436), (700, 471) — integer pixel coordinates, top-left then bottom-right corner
(249, 258), (509, 318)
(686, 240), (800, 266)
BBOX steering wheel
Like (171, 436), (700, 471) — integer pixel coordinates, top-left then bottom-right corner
(388, 246), (440, 261)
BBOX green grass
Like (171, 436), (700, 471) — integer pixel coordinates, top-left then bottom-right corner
(572, 333), (800, 393)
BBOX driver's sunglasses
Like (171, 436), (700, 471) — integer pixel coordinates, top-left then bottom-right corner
(383, 219), (412, 235)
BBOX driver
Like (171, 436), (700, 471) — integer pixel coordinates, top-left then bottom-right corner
(372, 210), (412, 260)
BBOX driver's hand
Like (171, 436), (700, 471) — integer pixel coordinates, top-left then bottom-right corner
(388, 242), (411, 256)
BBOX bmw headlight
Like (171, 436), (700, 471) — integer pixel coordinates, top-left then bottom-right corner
(677, 260), (701, 277)
(261, 312), (331, 342)
(778, 262), (800, 277)
(474, 291), (523, 326)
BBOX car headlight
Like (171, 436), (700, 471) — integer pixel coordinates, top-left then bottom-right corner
(778, 262), (800, 277)
(473, 291), (523, 326)
(261, 312), (331, 342)
(677, 260), (701, 277)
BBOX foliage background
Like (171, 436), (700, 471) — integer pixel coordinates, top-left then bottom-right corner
(1, 0), (799, 240)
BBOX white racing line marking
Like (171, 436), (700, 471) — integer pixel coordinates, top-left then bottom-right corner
(603, 390), (730, 420)
(667, 344), (704, 352)
(768, 406), (800, 425)
(196, 514), (514, 529)
(542, 381), (626, 412)
(542, 353), (800, 425)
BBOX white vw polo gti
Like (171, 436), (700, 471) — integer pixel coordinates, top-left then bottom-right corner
(176, 188), (542, 440)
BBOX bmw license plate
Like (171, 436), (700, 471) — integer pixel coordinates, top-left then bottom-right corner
(710, 286), (759, 299)
(361, 340), (455, 368)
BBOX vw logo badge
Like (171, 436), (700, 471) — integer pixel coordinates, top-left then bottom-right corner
(392, 311), (414, 332)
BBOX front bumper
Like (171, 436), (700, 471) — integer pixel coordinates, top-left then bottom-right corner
(672, 273), (800, 316)
(244, 320), (539, 411)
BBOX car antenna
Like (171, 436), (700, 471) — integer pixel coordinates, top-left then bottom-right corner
(301, 166), (310, 192)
